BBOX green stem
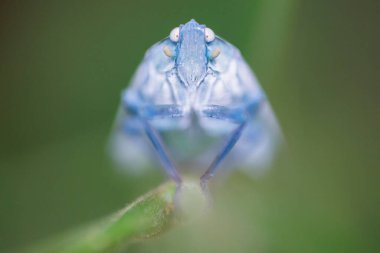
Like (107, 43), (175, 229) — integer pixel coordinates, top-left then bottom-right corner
(24, 182), (177, 253)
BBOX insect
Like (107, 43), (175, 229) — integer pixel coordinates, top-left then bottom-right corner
(109, 19), (281, 192)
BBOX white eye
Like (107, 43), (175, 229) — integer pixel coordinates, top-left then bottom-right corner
(169, 27), (180, 42)
(205, 28), (215, 42)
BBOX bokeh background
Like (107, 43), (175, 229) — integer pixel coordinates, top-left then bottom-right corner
(0, 0), (379, 252)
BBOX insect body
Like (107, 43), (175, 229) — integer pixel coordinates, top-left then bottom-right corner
(110, 20), (281, 190)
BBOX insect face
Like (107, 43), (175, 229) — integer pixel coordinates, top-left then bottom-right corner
(165, 20), (219, 88)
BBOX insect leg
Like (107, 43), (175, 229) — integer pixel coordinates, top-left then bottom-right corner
(143, 120), (182, 185)
(200, 121), (246, 191)
(123, 90), (183, 184)
(199, 95), (265, 192)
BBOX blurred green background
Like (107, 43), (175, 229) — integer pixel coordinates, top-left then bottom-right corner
(0, 0), (379, 252)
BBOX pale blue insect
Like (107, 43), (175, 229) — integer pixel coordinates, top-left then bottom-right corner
(110, 20), (281, 190)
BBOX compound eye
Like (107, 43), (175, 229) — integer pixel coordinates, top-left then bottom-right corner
(169, 27), (180, 42)
(205, 28), (215, 42)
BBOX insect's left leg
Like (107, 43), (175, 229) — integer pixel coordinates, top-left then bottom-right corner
(200, 122), (246, 192)
(199, 97), (264, 192)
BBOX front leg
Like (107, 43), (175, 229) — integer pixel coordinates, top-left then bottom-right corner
(200, 96), (264, 192)
(200, 122), (246, 193)
(143, 119), (182, 184)
(123, 91), (184, 185)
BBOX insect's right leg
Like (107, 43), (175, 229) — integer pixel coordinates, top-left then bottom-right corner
(143, 120), (182, 185)
(123, 91), (183, 184)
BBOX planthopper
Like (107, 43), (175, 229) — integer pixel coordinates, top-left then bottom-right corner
(109, 19), (282, 195)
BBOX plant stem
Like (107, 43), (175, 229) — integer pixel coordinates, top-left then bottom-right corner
(24, 182), (177, 253)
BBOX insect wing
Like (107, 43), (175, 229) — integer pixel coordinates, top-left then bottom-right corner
(108, 38), (176, 173)
(108, 104), (156, 174)
(231, 55), (283, 175)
